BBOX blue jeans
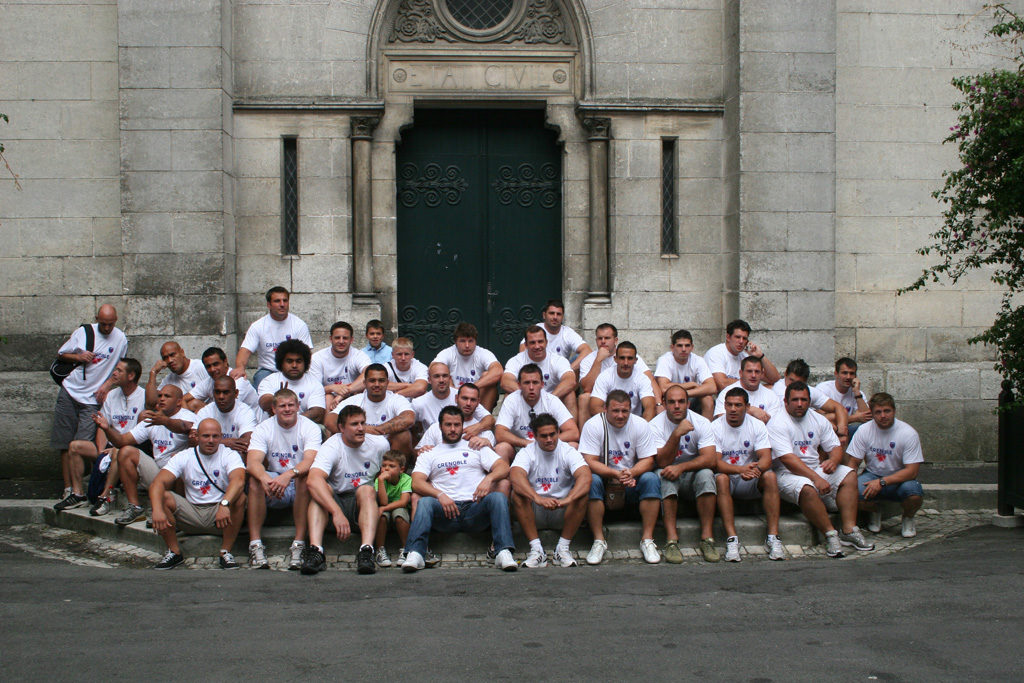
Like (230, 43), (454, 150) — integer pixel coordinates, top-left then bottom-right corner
(404, 492), (514, 556)
(253, 368), (274, 390)
(857, 471), (923, 501)
(589, 471), (661, 501)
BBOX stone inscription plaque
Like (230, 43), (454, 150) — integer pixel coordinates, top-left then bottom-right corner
(387, 59), (573, 95)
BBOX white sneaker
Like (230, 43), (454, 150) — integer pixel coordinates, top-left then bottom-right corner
(724, 536), (741, 562)
(765, 536), (786, 561)
(901, 516), (917, 538)
(522, 548), (547, 568)
(640, 538), (661, 564)
(288, 541), (305, 571)
(586, 539), (608, 565)
(495, 549), (518, 572)
(553, 546), (577, 567)
(401, 550), (425, 573)
(867, 510), (882, 533)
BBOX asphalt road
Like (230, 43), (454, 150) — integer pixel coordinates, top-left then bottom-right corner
(1, 525), (1022, 681)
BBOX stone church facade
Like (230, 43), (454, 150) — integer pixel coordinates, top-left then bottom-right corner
(0, 0), (1015, 479)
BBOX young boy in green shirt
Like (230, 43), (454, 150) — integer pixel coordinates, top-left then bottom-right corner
(374, 450), (412, 567)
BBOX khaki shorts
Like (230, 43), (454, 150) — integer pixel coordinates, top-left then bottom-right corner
(138, 453), (161, 488)
(170, 492), (220, 533)
(381, 507), (411, 526)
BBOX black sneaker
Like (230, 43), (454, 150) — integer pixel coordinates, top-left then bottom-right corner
(300, 545), (326, 575)
(219, 551), (239, 570)
(357, 545), (376, 575)
(54, 492), (88, 512)
(154, 551), (184, 570)
(425, 548), (442, 567)
(485, 544), (497, 561)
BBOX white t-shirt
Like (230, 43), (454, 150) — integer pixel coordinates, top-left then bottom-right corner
(519, 324), (587, 360)
(578, 350), (650, 380)
(309, 346), (371, 387)
(578, 413), (657, 471)
(714, 381), (783, 418)
(162, 445), (244, 505)
(257, 372), (327, 413)
(649, 410), (716, 464)
(196, 401), (257, 440)
(511, 440), (588, 498)
(241, 313), (313, 371)
(847, 418), (924, 477)
(412, 389), (456, 430)
(432, 345), (500, 388)
(157, 359), (210, 395)
(654, 351), (712, 385)
(58, 324), (128, 404)
(591, 367), (654, 415)
(496, 389), (574, 441)
(189, 375), (261, 414)
(413, 442), (502, 502)
(335, 391), (413, 426)
(767, 409), (841, 469)
(249, 415), (322, 474)
(311, 433), (389, 494)
(129, 408), (197, 467)
(417, 419), (495, 450)
(711, 414), (772, 468)
(504, 351), (573, 393)
(386, 358), (429, 385)
(771, 380), (830, 409)
(703, 342), (748, 381)
(815, 380), (866, 416)
(100, 386), (146, 434)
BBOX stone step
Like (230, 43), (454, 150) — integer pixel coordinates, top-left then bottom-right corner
(39, 502), (818, 558)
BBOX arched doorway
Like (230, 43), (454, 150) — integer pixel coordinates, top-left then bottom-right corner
(396, 108), (562, 362)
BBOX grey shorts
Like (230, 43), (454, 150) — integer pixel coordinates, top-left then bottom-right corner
(381, 507), (411, 526)
(333, 485), (372, 519)
(659, 467), (716, 500)
(169, 493), (220, 533)
(266, 479), (297, 509)
(530, 502), (567, 531)
(50, 387), (98, 449)
(138, 453), (161, 488)
(727, 474), (763, 500)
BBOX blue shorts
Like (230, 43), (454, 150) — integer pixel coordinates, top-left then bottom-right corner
(589, 471), (661, 502)
(857, 471), (923, 501)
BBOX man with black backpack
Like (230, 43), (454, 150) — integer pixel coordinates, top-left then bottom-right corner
(51, 305), (128, 508)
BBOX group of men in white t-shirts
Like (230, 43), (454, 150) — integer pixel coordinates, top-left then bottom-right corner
(50, 293), (926, 572)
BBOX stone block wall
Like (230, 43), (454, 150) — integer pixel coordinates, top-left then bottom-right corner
(833, 1), (1017, 460)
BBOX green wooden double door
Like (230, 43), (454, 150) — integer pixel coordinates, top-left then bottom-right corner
(396, 109), (563, 363)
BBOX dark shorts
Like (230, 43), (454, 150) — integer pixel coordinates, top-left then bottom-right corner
(50, 387), (98, 450)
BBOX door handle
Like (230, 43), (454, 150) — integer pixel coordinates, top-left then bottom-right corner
(487, 282), (499, 313)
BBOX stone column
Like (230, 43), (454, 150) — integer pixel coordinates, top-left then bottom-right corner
(351, 116), (380, 305)
(582, 117), (611, 304)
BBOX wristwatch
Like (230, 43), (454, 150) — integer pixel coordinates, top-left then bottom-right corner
(220, 499), (230, 507)
(879, 478), (887, 488)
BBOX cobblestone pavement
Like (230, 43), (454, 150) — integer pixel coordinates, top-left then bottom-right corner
(0, 509), (994, 571)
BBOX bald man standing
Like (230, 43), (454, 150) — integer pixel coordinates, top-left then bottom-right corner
(52, 305), (128, 510)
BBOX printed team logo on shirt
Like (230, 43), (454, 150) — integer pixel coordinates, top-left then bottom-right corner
(889, 441), (896, 449)
(556, 346), (562, 353)
(277, 455), (291, 468)
(683, 434), (690, 443)
(624, 441), (631, 449)
(611, 454), (624, 465)
(758, 404), (765, 410)
(876, 453), (886, 462)
(108, 347), (114, 353)
(299, 392), (305, 399)
(544, 374), (550, 381)
(446, 465), (459, 475)
(684, 375), (691, 382)
(190, 381), (196, 388)
(363, 461), (370, 469)
(728, 456), (740, 465)
(628, 391), (635, 397)
(808, 431), (814, 438)
(199, 481), (212, 496)
(286, 335), (292, 340)
(292, 445), (299, 452)
(470, 370), (476, 376)
(526, 430), (534, 439)
(380, 414), (388, 422)
(743, 440), (750, 448)
(155, 442), (169, 454)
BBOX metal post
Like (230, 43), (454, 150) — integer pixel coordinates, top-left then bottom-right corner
(997, 379), (1013, 516)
